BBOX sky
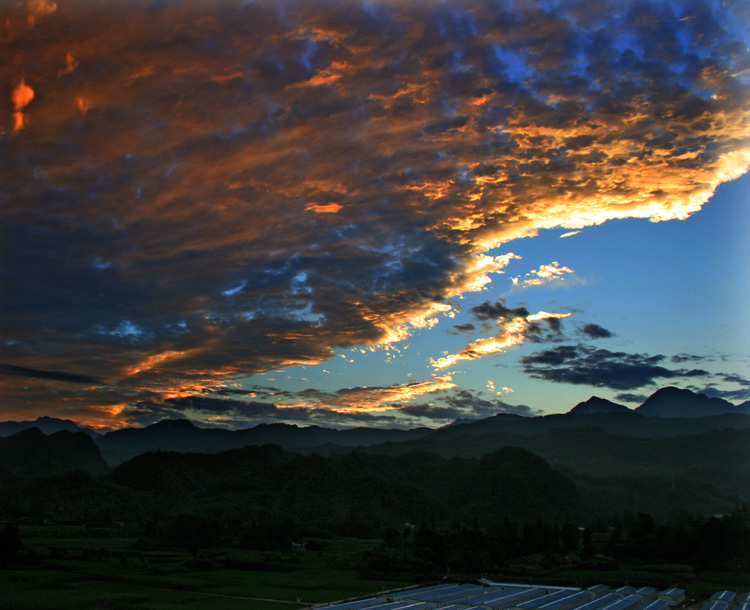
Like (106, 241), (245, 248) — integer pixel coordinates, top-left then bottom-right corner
(1, 0), (749, 431)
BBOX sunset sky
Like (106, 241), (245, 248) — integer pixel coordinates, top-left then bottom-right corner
(2, 0), (749, 430)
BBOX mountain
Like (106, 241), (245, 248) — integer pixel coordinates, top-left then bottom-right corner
(96, 419), (433, 465)
(106, 444), (580, 525)
(398, 408), (750, 446)
(11, 387), (750, 467)
(0, 416), (100, 439)
(0, 428), (109, 479)
(95, 419), (232, 466)
(568, 396), (631, 415)
(443, 417), (483, 427)
(635, 386), (750, 418)
(212, 422), (431, 452)
(363, 424), (750, 513)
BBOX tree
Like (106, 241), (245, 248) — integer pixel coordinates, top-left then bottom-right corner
(0, 524), (22, 568)
(560, 522), (580, 553)
(167, 514), (214, 560)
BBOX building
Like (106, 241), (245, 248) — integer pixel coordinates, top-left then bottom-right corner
(657, 589), (685, 607)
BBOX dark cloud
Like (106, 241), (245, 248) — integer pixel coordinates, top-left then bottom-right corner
(395, 389), (542, 423)
(0, 364), (100, 385)
(450, 323), (476, 334)
(168, 396), (280, 419)
(693, 373), (750, 402)
(1, 0), (748, 425)
(441, 389), (542, 418)
(523, 315), (566, 344)
(119, 402), (188, 428)
(671, 353), (711, 363)
(693, 385), (750, 403)
(615, 392), (648, 404)
(120, 391), (468, 429)
(579, 323), (614, 339)
(469, 299), (566, 342)
(116, 380), (543, 429)
(721, 373), (750, 387)
(521, 345), (710, 390)
(471, 301), (531, 322)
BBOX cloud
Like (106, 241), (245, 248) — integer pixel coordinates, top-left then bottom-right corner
(693, 373), (750, 402)
(511, 261), (575, 288)
(615, 392), (648, 404)
(0, 363), (100, 384)
(670, 353), (711, 363)
(470, 300), (530, 322)
(694, 385), (750, 402)
(305, 202), (342, 214)
(578, 323), (614, 339)
(449, 323), (476, 334)
(440, 388), (542, 418)
(11, 79), (34, 130)
(721, 373), (750, 387)
(521, 344), (709, 390)
(118, 401), (189, 427)
(27, 0), (57, 25)
(300, 375), (459, 412)
(433, 306), (570, 370)
(1, 0), (749, 425)
(114, 375), (543, 429)
(120, 383), (473, 429)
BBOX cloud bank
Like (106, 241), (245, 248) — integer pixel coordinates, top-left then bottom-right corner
(521, 344), (709, 390)
(1, 0), (749, 426)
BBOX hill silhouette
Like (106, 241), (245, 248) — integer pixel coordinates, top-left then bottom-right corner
(0, 428), (109, 480)
(5, 388), (749, 468)
(96, 419), (433, 465)
(568, 396), (631, 415)
(2, 386), (749, 517)
(106, 444), (580, 526)
(635, 387), (750, 418)
(95, 419), (232, 465)
(0, 416), (100, 439)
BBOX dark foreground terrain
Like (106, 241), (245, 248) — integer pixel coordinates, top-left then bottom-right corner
(1, 388), (749, 607)
(1, 523), (749, 610)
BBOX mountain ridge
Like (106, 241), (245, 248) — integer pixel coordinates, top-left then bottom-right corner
(2, 386), (749, 517)
(635, 386), (750, 418)
(0, 416), (101, 439)
(0, 428), (109, 479)
(569, 396), (631, 415)
(3, 387), (749, 467)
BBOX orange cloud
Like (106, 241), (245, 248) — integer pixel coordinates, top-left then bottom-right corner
(314, 375), (457, 412)
(127, 350), (193, 376)
(511, 262), (575, 287)
(58, 52), (78, 77)
(432, 311), (572, 370)
(1, 0), (749, 425)
(11, 79), (34, 130)
(306, 202), (342, 214)
(26, 0), (56, 26)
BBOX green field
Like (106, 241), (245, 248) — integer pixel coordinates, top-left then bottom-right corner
(3, 525), (749, 609)
(0, 526), (410, 610)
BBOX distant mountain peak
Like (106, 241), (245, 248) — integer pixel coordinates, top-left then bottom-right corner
(635, 386), (749, 418)
(8, 426), (46, 441)
(0, 416), (100, 439)
(0, 426), (109, 477)
(151, 418), (199, 429)
(569, 396), (631, 415)
(442, 417), (483, 428)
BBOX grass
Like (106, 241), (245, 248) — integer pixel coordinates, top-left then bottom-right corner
(1, 527), (410, 610)
(4, 525), (749, 609)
